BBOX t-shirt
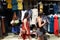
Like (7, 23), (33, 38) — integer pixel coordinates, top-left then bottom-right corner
(17, 2), (23, 10)
(7, 3), (12, 9)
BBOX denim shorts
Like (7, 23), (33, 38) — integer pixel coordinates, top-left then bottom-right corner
(36, 28), (43, 36)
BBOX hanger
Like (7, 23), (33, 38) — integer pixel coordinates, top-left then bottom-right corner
(49, 14), (53, 17)
(53, 14), (57, 17)
(54, 14), (57, 15)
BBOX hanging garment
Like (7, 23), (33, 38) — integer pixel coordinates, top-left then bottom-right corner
(40, 2), (43, 13)
(21, 10), (27, 21)
(7, 3), (12, 9)
(31, 8), (38, 25)
(12, 0), (17, 5)
(42, 15), (48, 31)
(12, 26), (20, 33)
(17, 2), (23, 10)
(43, 4), (49, 15)
(2, 1), (7, 9)
(17, 0), (23, 2)
(1, 16), (5, 34)
(58, 17), (60, 32)
(6, 0), (12, 9)
(54, 15), (59, 36)
(40, 2), (43, 9)
(53, 4), (58, 14)
(28, 9), (32, 17)
(58, 4), (60, 13)
(48, 22), (50, 32)
(6, 0), (12, 3)
(49, 16), (54, 33)
(49, 4), (54, 14)
(12, 4), (18, 11)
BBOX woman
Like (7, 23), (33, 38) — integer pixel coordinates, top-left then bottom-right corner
(36, 13), (46, 40)
(19, 12), (31, 40)
(11, 12), (20, 34)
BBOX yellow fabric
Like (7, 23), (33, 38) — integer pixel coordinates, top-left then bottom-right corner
(6, 0), (12, 3)
(17, 3), (23, 10)
(40, 4), (43, 9)
(40, 9), (43, 13)
(7, 3), (12, 9)
(39, 2), (43, 13)
(17, 0), (23, 2)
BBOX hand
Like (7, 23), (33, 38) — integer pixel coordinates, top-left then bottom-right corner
(22, 30), (26, 34)
(43, 20), (46, 24)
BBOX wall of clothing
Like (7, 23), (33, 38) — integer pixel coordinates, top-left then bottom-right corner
(43, 2), (60, 15)
(47, 14), (60, 35)
(0, 0), (38, 35)
(43, 2), (60, 35)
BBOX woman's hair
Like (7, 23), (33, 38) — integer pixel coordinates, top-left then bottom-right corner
(23, 12), (29, 20)
(12, 12), (18, 20)
(38, 4), (40, 13)
(38, 13), (43, 17)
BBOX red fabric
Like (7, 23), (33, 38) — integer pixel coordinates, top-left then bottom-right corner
(21, 20), (30, 39)
(54, 16), (59, 36)
(22, 21), (30, 34)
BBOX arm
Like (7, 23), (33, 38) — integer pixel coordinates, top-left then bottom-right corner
(24, 19), (27, 31)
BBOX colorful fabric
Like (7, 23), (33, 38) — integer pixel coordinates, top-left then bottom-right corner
(22, 20), (30, 35)
(12, 26), (20, 33)
(7, 3), (12, 9)
(17, 3), (23, 10)
(6, 0), (12, 3)
(12, 0), (17, 5)
(50, 16), (54, 33)
(54, 15), (59, 36)
(53, 4), (58, 13)
(17, 0), (23, 2)
(12, 5), (18, 10)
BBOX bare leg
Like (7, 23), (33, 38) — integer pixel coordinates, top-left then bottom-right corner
(41, 36), (44, 40)
(27, 35), (32, 40)
(37, 36), (42, 40)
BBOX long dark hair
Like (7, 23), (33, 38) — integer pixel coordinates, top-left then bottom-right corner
(23, 12), (29, 20)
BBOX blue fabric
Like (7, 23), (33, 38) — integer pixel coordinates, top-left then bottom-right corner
(12, 26), (20, 33)
(53, 4), (58, 13)
(12, 0), (17, 5)
(49, 16), (54, 33)
(12, 5), (18, 10)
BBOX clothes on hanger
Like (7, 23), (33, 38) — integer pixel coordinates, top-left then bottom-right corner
(43, 3), (49, 15)
(6, 0), (12, 9)
(21, 10), (27, 21)
(30, 8), (38, 25)
(49, 3), (54, 14)
(2, 1), (7, 9)
(48, 14), (54, 33)
(12, 4), (18, 11)
(54, 14), (59, 36)
(12, 0), (17, 5)
(7, 3), (12, 9)
(53, 3), (58, 14)
(17, 2), (23, 10)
